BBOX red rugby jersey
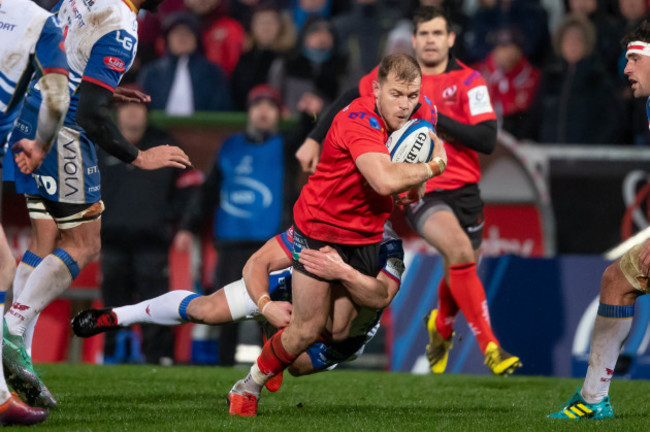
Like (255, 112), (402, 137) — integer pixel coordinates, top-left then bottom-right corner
(294, 96), (435, 245)
(359, 57), (496, 191)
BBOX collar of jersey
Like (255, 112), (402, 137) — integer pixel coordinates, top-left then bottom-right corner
(122, 0), (138, 13)
(444, 54), (463, 73)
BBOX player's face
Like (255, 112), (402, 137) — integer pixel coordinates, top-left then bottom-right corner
(411, 17), (455, 69)
(248, 100), (280, 132)
(624, 53), (650, 98)
(374, 72), (421, 132)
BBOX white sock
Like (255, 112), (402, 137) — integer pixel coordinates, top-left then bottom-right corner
(0, 294), (11, 402)
(5, 250), (77, 337)
(13, 253), (42, 355)
(113, 290), (199, 326)
(581, 303), (634, 404)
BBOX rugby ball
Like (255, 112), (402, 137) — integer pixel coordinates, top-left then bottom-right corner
(386, 119), (435, 163)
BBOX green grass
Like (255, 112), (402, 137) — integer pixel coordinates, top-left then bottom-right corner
(15, 364), (650, 431)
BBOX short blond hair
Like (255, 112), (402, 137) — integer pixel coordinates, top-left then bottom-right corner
(377, 53), (422, 84)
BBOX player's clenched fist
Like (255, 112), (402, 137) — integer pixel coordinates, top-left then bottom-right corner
(13, 139), (47, 174)
(428, 130), (447, 175)
(261, 301), (293, 329)
(295, 138), (321, 174)
(133, 144), (192, 170)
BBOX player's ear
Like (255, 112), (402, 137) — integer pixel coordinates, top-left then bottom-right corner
(372, 80), (380, 100)
(448, 31), (456, 48)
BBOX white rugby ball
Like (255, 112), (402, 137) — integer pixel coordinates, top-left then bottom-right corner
(386, 119), (435, 163)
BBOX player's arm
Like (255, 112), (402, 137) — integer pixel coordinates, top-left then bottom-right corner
(242, 236), (293, 328)
(355, 130), (447, 196)
(436, 114), (497, 154)
(76, 81), (190, 169)
(296, 87), (361, 173)
(298, 246), (400, 309)
(13, 16), (70, 174)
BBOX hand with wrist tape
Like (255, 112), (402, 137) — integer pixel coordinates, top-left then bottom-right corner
(425, 130), (447, 178)
(257, 294), (292, 328)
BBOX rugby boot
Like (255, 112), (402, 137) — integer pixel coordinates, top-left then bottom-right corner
(483, 341), (522, 376)
(3, 330), (56, 409)
(260, 322), (283, 392)
(71, 308), (118, 337)
(548, 388), (614, 420)
(0, 393), (48, 426)
(424, 309), (454, 374)
(228, 379), (259, 417)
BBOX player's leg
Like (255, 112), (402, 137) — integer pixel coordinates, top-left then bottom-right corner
(3, 205), (103, 408)
(0, 225), (16, 401)
(328, 285), (359, 342)
(14, 211), (59, 356)
(420, 209), (498, 345)
(0, 225), (48, 424)
(549, 246), (645, 420)
(229, 270), (331, 415)
(73, 278), (258, 336)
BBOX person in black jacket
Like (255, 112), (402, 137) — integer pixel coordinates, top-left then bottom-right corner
(98, 97), (201, 365)
(137, 12), (232, 115)
(231, 4), (297, 110)
(523, 14), (626, 144)
(174, 85), (315, 366)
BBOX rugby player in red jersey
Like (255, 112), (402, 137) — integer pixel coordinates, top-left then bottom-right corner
(227, 53), (447, 416)
(296, 6), (521, 376)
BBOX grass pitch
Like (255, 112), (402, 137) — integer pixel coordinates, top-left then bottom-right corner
(18, 364), (650, 431)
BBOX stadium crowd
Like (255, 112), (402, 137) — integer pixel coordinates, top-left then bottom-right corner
(30, 0), (650, 145)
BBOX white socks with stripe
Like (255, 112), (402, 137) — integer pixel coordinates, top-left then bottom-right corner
(113, 290), (200, 326)
(580, 303), (634, 404)
(5, 249), (79, 337)
(12, 251), (43, 355)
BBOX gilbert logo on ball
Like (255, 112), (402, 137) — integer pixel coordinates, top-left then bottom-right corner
(386, 119), (435, 163)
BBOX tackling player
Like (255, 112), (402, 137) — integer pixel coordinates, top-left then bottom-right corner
(228, 53), (447, 417)
(71, 225), (404, 393)
(548, 20), (650, 420)
(0, 0), (70, 424)
(2, 0), (191, 410)
(296, 6), (520, 376)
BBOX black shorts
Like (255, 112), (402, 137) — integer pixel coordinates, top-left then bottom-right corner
(291, 225), (381, 282)
(404, 183), (485, 249)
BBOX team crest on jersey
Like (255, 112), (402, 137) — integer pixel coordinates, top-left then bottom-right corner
(442, 85), (457, 101)
(104, 56), (125, 72)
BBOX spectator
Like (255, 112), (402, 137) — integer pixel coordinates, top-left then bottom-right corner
(332, 0), (401, 86)
(184, 0), (247, 76)
(269, 16), (347, 116)
(523, 14), (625, 144)
(567, 0), (623, 75)
(290, 0), (332, 30)
(174, 85), (315, 366)
(463, 0), (551, 66)
(231, 3), (297, 110)
(138, 12), (232, 115)
(98, 97), (201, 365)
(473, 27), (541, 138)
